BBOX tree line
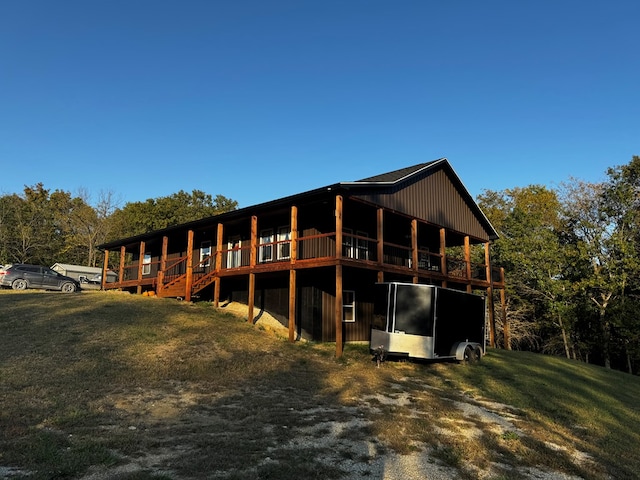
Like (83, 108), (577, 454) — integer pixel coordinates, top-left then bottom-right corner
(1, 156), (638, 374)
(0, 186), (237, 268)
(478, 156), (640, 374)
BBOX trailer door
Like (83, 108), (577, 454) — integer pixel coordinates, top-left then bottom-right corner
(393, 284), (435, 338)
(372, 283), (393, 332)
(433, 288), (485, 356)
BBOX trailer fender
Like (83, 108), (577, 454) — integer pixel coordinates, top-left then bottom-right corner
(451, 342), (483, 362)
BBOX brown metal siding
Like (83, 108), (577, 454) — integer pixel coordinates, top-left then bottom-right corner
(352, 169), (491, 241)
(322, 291), (335, 342)
(344, 300), (373, 342)
(299, 227), (335, 260)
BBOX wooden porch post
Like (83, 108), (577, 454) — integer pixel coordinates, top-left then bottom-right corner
(289, 206), (298, 342)
(248, 216), (257, 323)
(464, 236), (472, 293)
(185, 230), (194, 302)
(485, 242), (496, 348)
(119, 246), (125, 288)
(101, 249), (109, 290)
(335, 265), (343, 357)
(439, 228), (447, 288)
(335, 195), (344, 357)
(157, 236), (168, 295)
(377, 208), (384, 283)
(137, 241), (145, 294)
(487, 285), (495, 348)
(411, 219), (419, 283)
(214, 223), (223, 307)
(500, 267), (510, 350)
(289, 270), (297, 342)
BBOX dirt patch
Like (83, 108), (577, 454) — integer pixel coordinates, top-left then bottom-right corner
(218, 301), (293, 339)
(77, 380), (590, 480)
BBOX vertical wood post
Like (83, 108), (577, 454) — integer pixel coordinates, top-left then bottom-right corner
(464, 236), (472, 293)
(248, 273), (255, 323)
(487, 285), (495, 348)
(411, 219), (419, 283)
(289, 269), (297, 342)
(289, 206), (298, 342)
(119, 246), (126, 288)
(290, 206), (298, 263)
(185, 230), (194, 302)
(248, 216), (257, 323)
(335, 195), (343, 260)
(484, 242), (492, 286)
(250, 216), (258, 267)
(335, 195), (344, 357)
(500, 287), (509, 349)
(157, 236), (168, 295)
(137, 241), (145, 294)
(101, 249), (109, 290)
(214, 223), (223, 307)
(485, 242), (496, 347)
(377, 208), (384, 283)
(335, 264), (343, 358)
(439, 228), (447, 288)
(500, 267), (510, 350)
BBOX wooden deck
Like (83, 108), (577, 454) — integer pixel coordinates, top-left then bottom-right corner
(104, 230), (504, 299)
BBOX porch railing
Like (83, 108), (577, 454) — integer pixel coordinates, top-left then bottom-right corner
(162, 256), (188, 286)
(113, 231), (503, 292)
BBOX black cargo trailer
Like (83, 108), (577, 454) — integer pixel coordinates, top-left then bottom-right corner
(370, 282), (485, 362)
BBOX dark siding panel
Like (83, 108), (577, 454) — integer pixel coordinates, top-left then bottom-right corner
(353, 169), (491, 240)
(322, 291), (335, 342)
(343, 300), (373, 342)
(298, 286), (322, 340)
(344, 268), (377, 342)
(315, 268), (379, 343)
(299, 227), (335, 260)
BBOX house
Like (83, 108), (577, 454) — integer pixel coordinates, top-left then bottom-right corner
(97, 159), (506, 356)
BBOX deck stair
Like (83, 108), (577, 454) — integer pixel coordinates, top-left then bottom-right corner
(157, 271), (218, 299)
(158, 275), (187, 298)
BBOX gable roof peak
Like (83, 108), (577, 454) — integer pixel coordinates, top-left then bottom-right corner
(343, 158), (448, 185)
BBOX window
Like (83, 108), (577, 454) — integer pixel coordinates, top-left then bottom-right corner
(200, 241), (212, 267)
(277, 226), (291, 260)
(343, 228), (354, 258)
(18, 266), (41, 273)
(142, 253), (152, 275)
(342, 290), (356, 322)
(343, 229), (368, 260)
(418, 249), (432, 269)
(259, 229), (274, 263)
(227, 236), (242, 268)
(356, 230), (369, 260)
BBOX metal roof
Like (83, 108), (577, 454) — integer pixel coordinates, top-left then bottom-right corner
(350, 159), (443, 184)
(98, 158), (498, 248)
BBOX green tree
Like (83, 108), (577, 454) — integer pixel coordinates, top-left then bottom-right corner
(8, 184), (63, 264)
(478, 186), (574, 356)
(599, 156), (640, 372)
(560, 176), (636, 370)
(0, 194), (21, 263)
(61, 189), (120, 267)
(108, 190), (238, 240)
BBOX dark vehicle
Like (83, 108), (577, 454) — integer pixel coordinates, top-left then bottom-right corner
(371, 282), (485, 362)
(0, 264), (81, 293)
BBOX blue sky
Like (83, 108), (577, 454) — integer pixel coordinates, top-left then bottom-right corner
(1, 1), (638, 209)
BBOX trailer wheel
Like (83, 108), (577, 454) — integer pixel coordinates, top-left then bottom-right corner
(474, 345), (483, 361)
(464, 345), (479, 364)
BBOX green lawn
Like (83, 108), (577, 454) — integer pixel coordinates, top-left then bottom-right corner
(1, 290), (638, 479)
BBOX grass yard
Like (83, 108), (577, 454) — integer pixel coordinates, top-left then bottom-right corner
(0, 290), (638, 479)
